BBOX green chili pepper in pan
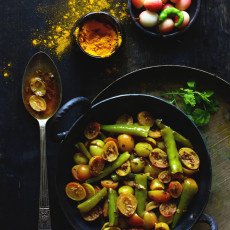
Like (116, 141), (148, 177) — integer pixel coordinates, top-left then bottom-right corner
(173, 131), (193, 148)
(111, 173), (153, 182)
(86, 152), (131, 183)
(101, 124), (150, 137)
(75, 142), (92, 160)
(159, 7), (184, 27)
(161, 126), (183, 174)
(172, 178), (198, 229)
(108, 188), (118, 226)
(155, 119), (193, 148)
(135, 174), (147, 218)
(77, 187), (107, 213)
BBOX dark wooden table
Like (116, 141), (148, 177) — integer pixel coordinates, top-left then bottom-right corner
(0, 0), (230, 229)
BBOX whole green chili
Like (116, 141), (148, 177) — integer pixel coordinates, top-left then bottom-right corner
(161, 126), (183, 174)
(77, 187), (107, 213)
(108, 188), (118, 226)
(86, 152), (131, 183)
(172, 178), (198, 228)
(75, 142), (92, 160)
(155, 119), (193, 148)
(101, 124), (150, 137)
(159, 7), (184, 27)
(111, 173), (153, 182)
(135, 174), (147, 218)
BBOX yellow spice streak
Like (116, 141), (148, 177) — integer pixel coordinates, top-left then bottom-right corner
(32, 0), (128, 58)
(3, 71), (10, 78)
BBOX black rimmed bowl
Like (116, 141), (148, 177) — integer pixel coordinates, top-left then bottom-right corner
(52, 94), (217, 230)
(71, 11), (123, 59)
(128, 0), (201, 38)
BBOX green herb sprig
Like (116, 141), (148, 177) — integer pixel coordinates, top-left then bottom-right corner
(163, 81), (219, 126)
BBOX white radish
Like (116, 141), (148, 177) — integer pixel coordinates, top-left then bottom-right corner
(139, 10), (159, 27)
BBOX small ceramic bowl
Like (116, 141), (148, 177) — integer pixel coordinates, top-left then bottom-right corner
(72, 12), (123, 58)
(128, 0), (201, 38)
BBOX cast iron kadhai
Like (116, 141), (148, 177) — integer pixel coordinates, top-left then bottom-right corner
(51, 94), (217, 230)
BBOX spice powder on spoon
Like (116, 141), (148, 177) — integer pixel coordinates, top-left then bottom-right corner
(74, 18), (122, 58)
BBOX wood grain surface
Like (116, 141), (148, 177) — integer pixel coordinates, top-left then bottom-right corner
(0, 0), (230, 229)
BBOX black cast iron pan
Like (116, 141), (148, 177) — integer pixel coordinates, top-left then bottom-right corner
(51, 94), (217, 230)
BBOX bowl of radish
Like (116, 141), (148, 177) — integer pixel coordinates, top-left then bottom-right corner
(128, 0), (201, 38)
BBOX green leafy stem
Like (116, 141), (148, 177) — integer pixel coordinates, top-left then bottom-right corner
(162, 81), (219, 126)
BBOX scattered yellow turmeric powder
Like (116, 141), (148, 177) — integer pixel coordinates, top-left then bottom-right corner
(32, 0), (128, 58)
(0, 62), (12, 78)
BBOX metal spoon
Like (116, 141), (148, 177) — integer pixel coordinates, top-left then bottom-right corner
(22, 52), (62, 229)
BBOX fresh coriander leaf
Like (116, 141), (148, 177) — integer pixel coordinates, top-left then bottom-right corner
(194, 93), (202, 103)
(196, 90), (214, 103)
(204, 90), (214, 97)
(162, 82), (219, 126)
(187, 81), (196, 88)
(191, 108), (210, 126)
(182, 90), (196, 107)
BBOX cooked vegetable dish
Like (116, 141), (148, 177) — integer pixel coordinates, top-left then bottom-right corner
(65, 111), (200, 230)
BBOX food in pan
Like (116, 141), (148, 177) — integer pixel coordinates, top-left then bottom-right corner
(131, 0), (192, 33)
(65, 111), (199, 229)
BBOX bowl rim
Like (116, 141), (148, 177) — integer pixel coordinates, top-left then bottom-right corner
(71, 11), (123, 58)
(128, 0), (201, 38)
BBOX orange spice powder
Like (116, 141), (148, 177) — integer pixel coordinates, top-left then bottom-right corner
(76, 19), (119, 57)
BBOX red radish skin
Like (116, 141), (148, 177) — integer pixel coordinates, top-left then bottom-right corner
(144, 0), (163, 12)
(176, 0), (192, 11)
(170, 0), (179, 3)
(132, 0), (145, 9)
(176, 11), (190, 28)
(162, 0), (168, 3)
(162, 3), (173, 9)
(159, 18), (174, 33)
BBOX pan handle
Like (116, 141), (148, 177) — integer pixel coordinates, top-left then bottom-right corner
(50, 97), (90, 143)
(196, 213), (218, 230)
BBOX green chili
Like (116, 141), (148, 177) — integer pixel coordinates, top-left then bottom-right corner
(155, 119), (193, 148)
(101, 124), (150, 138)
(172, 178), (198, 228)
(135, 174), (147, 218)
(75, 142), (92, 160)
(108, 188), (118, 226)
(77, 187), (107, 213)
(86, 152), (131, 183)
(159, 7), (184, 27)
(111, 173), (153, 182)
(161, 126), (183, 174)
(173, 131), (193, 148)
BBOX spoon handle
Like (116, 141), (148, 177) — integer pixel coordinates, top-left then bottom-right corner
(38, 120), (52, 230)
